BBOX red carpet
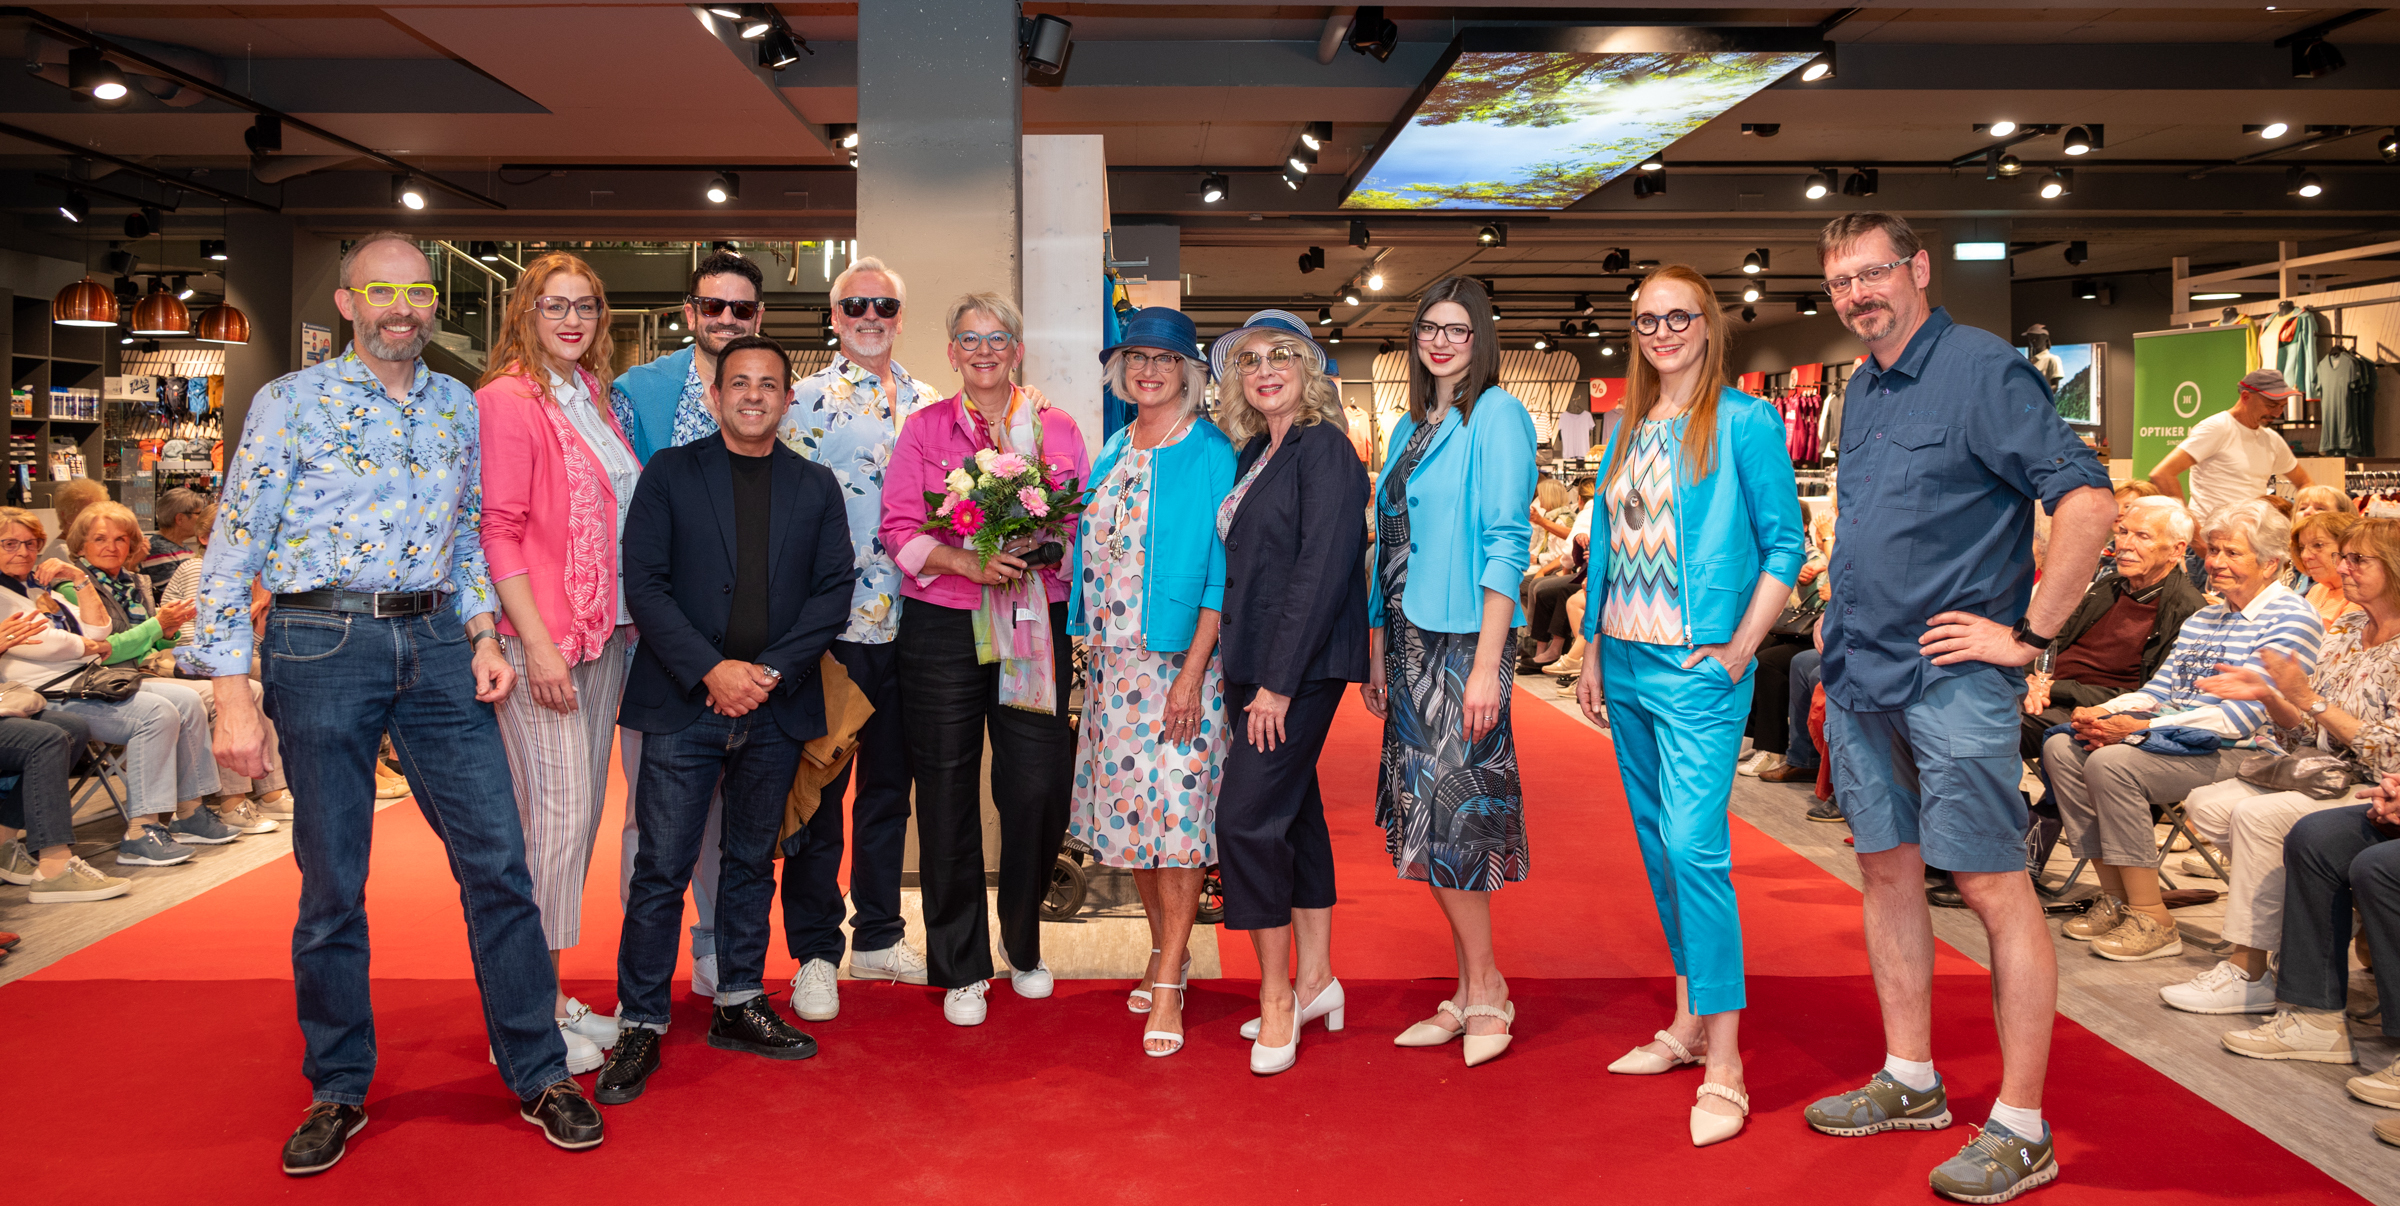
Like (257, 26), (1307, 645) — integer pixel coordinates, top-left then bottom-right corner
(2, 689), (2365, 1204)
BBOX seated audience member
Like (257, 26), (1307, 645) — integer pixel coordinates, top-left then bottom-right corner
(2160, 519), (2400, 1014)
(2022, 497), (2205, 760)
(2219, 777), (2400, 1135)
(2041, 499), (2325, 961)
(2115, 481), (2161, 504)
(143, 487), (210, 593)
(2288, 510), (2357, 619)
(37, 479), (107, 565)
(1746, 507), (1835, 783)
(2293, 483), (2356, 520)
(0, 648), (124, 903)
(159, 507), (291, 825)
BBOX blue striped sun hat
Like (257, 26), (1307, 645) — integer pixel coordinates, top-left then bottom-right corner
(1206, 309), (1327, 381)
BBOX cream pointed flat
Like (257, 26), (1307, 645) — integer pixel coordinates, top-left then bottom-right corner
(1394, 999), (1467, 1047)
(1461, 1001), (1515, 1067)
(1609, 1028), (1705, 1075)
(1690, 1082), (1750, 1147)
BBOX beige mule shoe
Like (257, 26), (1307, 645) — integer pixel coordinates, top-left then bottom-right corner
(1461, 1001), (1515, 1067)
(1691, 1082), (1750, 1147)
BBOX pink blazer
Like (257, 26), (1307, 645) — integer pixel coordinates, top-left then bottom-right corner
(476, 366), (640, 664)
(880, 389), (1090, 612)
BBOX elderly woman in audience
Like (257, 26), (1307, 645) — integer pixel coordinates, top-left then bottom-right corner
(2293, 483), (2356, 520)
(2041, 498), (2325, 961)
(1066, 306), (1235, 1058)
(2159, 518), (2400, 1014)
(143, 487), (211, 593)
(1210, 308), (1371, 1075)
(0, 507), (221, 868)
(2288, 510), (2358, 621)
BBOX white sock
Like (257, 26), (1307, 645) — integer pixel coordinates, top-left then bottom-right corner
(1988, 1100), (2044, 1138)
(1883, 1053), (1938, 1092)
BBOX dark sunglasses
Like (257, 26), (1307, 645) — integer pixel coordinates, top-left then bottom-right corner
(687, 295), (762, 321)
(838, 296), (901, 319)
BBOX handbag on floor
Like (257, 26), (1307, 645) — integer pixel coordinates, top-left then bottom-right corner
(33, 661), (143, 703)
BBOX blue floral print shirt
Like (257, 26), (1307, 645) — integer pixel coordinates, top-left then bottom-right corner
(780, 353), (931, 645)
(180, 347), (497, 676)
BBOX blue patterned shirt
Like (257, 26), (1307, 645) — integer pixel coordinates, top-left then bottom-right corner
(179, 347), (496, 676)
(780, 353), (932, 644)
(668, 357), (719, 449)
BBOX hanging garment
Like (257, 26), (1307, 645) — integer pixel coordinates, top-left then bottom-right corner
(1557, 409), (1597, 458)
(2277, 309), (2323, 405)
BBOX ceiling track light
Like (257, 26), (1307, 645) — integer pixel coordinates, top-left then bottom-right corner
(1327, 326), (1343, 344)
(2378, 129), (2398, 163)
(1532, 333), (1550, 351)
(1348, 219), (1371, 249)
(737, 5), (773, 38)
(2060, 124), (2100, 155)
(1799, 46), (1835, 83)
(1632, 168), (1664, 198)
(706, 5), (746, 19)
(1347, 5), (1399, 61)
(1200, 171), (1228, 204)
(66, 47), (129, 103)
(1741, 249), (1768, 275)
(1316, 307), (1333, 326)
(1841, 168), (1879, 197)
(2072, 278), (2099, 300)
(1281, 163), (1305, 190)
(1740, 305), (1757, 323)
(392, 175), (426, 210)
(1475, 222), (1508, 248)
(244, 113), (282, 155)
(1584, 321), (1602, 338)
(2039, 168), (2073, 200)
(1984, 120), (2019, 138)
(1624, 280), (1640, 299)
(706, 171), (740, 203)
(2292, 36), (2345, 79)
(1297, 246), (1326, 274)
(1342, 284), (1362, 306)
(57, 191), (88, 223)
(1366, 270), (1385, 291)
(201, 239), (228, 262)
(1287, 140), (1318, 173)
(827, 123), (859, 151)
(1804, 168), (1836, 200)
(174, 274), (195, 301)
(1996, 152), (2023, 178)
(1301, 121), (1333, 153)
(1741, 123), (1781, 138)
(1575, 293), (1594, 314)
(1020, 13), (1074, 75)
(471, 240), (500, 261)
(2064, 240), (2089, 266)
(1741, 283), (1762, 303)
(2287, 166), (2324, 198)
(1638, 153), (1664, 172)
(123, 205), (164, 240)
(1800, 295), (1823, 316)
(759, 28), (809, 70)
(2247, 122), (2291, 140)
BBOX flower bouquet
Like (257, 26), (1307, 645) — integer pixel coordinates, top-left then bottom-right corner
(919, 447), (1089, 712)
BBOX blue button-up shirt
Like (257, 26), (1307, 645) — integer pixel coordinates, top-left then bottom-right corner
(180, 347), (497, 676)
(1820, 308), (2110, 711)
(779, 353), (932, 645)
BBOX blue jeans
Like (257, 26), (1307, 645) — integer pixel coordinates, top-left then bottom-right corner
(2279, 805), (2400, 1035)
(617, 709), (802, 1028)
(1786, 648), (1824, 772)
(261, 606), (567, 1105)
(51, 679), (220, 820)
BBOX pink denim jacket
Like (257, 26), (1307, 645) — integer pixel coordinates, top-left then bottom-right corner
(879, 389), (1090, 612)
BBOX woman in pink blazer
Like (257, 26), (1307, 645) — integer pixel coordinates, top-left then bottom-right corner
(476, 251), (642, 1071)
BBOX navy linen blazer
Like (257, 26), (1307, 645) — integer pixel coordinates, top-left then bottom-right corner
(619, 432), (856, 743)
(1218, 420), (1371, 696)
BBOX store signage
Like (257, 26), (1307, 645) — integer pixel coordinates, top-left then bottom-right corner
(1952, 242), (2008, 261)
(2132, 326), (2251, 479)
(1589, 376), (1624, 412)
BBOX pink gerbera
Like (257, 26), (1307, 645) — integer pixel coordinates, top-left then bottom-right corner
(951, 499), (986, 536)
(1017, 486), (1050, 518)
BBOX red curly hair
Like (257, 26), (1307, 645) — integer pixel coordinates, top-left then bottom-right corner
(479, 251), (617, 404)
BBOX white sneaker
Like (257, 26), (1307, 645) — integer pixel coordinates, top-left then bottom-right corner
(2223, 1008), (2355, 1063)
(2161, 960), (2277, 1015)
(691, 952), (719, 998)
(1738, 752), (1784, 779)
(944, 980), (991, 1027)
(1010, 959), (1054, 999)
(489, 1019), (604, 1074)
(256, 791), (297, 820)
(2180, 852), (2225, 879)
(848, 942), (929, 985)
(560, 997), (620, 1047)
(792, 959), (840, 1022)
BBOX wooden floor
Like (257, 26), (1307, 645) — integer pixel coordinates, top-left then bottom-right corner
(1514, 669), (2400, 1206)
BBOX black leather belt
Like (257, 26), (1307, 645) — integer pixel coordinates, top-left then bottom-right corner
(275, 589), (448, 617)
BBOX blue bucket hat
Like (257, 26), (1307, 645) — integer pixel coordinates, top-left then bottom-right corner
(1207, 309), (1327, 382)
(1099, 306), (1201, 366)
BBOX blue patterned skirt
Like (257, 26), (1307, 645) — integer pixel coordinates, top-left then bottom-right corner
(1375, 615), (1530, 891)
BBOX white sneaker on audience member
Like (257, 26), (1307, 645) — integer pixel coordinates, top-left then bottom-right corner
(792, 959), (840, 1022)
(2222, 1009), (2355, 1063)
(0, 839), (36, 885)
(2348, 1056), (2400, 1108)
(848, 941), (930, 985)
(559, 997), (619, 1047)
(2161, 961), (2276, 1014)
(1011, 959), (1054, 999)
(2179, 853), (2224, 879)
(1738, 752), (1784, 778)
(944, 980), (991, 1026)
(691, 953), (718, 999)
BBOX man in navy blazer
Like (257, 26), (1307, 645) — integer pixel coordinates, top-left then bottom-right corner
(600, 335), (854, 1104)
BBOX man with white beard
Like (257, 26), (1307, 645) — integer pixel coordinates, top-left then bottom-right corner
(774, 256), (935, 1022)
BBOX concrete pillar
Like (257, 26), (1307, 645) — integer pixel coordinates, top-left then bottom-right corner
(1022, 134), (1106, 445)
(855, 0), (1021, 399)
(217, 212), (297, 447)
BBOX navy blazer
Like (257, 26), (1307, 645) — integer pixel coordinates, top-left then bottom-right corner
(1218, 420), (1371, 695)
(619, 432), (856, 743)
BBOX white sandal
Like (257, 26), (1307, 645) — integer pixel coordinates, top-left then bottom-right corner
(1143, 984), (1187, 1057)
(1609, 1028), (1705, 1075)
(1691, 1081), (1751, 1147)
(1127, 949), (1192, 1015)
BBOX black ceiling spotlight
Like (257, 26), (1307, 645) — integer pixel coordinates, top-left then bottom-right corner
(1342, 283), (1362, 306)
(2379, 129), (2399, 163)
(244, 114), (283, 155)
(2072, 278), (2099, 300)
(1297, 245), (1326, 274)
(1804, 168), (1837, 200)
(2064, 240), (2089, 266)
(1841, 168), (1879, 197)
(1741, 249), (1769, 274)
(1800, 295), (1823, 316)
(2060, 124), (2101, 156)
(706, 171), (740, 203)
(1281, 162), (1305, 190)
(759, 27), (810, 70)
(1475, 222), (1508, 247)
(2246, 122), (2292, 140)
(57, 192), (88, 223)
(2287, 166), (2325, 198)
(1327, 326), (1343, 344)
(2039, 168), (2073, 199)
(1301, 121), (1333, 153)
(1532, 332), (1550, 351)
(1557, 320), (1578, 336)
(1349, 219), (1371, 249)
(1021, 13), (1074, 75)
(113, 276), (139, 307)
(1316, 307), (1333, 326)
(1624, 280), (1640, 299)
(106, 248), (138, 276)
(736, 5), (774, 38)
(201, 239), (228, 262)
(706, 5), (746, 17)
(1575, 293), (1593, 314)
(1632, 168), (1665, 198)
(1602, 248), (1631, 273)
(174, 274), (194, 301)
(1584, 320), (1602, 338)
(1200, 172), (1228, 203)
(470, 240), (500, 261)
(392, 175), (427, 210)
(1741, 305), (1758, 323)
(2292, 37), (2345, 79)
(1799, 45), (1835, 82)
(828, 123), (859, 151)
(66, 47), (129, 102)
(1287, 140), (1318, 174)
(1992, 152), (2024, 178)
(1347, 6), (1400, 61)
(1638, 152), (1664, 172)
(1740, 123), (1781, 137)
(1741, 282), (1762, 303)
(123, 206), (164, 240)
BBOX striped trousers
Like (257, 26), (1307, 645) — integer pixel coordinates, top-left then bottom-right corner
(496, 628), (631, 950)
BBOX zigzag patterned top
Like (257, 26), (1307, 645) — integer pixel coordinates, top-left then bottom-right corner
(1601, 419), (1682, 645)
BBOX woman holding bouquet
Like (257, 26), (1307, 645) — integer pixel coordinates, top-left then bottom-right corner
(1067, 307), (1234, 1057)
(880, 292), (1092, 1028)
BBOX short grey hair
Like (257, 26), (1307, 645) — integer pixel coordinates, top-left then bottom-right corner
(156, 488), (210, 531)
(831, 255), (906, 306)
(2124, 495), (2195, 545)
(945, 291), (1022, 340)
(339, 231), (428, 289)
(1103, 348), (1207, 419)
(2201, 498), (2291, 569)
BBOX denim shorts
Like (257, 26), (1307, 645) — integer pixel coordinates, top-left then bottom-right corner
(1826, 665), (2031, 874)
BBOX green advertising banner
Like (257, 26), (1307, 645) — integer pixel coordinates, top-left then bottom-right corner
(2132, 326), (2252, 480)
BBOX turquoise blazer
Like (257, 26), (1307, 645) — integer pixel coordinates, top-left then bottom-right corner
(1067, 418), (1236, 653)
(1578, 386), (1807, 645)
(1369, 385), (1539, 634)
(609, 346), (695, 463)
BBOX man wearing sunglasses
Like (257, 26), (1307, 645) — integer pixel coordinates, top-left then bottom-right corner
(186, 231), (604, 1172)
(605, 248), (768, 1001)
(772, 256), (936, 1018)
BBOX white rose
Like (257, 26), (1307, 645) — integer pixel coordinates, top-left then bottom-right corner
(944, 468), (977, 494)
(974, 448), (999, 472)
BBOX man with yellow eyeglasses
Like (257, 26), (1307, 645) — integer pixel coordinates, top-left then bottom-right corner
(183, 231), (606, 1174)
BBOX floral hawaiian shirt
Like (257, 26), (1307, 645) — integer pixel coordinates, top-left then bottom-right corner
(781, 353), (931, 644)
(667, 357), (720, 449)
(179, 346), (496, 676)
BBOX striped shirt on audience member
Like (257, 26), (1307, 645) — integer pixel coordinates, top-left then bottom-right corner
(2096, 577), (2326, 739)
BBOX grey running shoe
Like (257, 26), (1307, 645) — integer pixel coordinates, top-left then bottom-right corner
(0, 838), (37, 885)
(1805, 1070), (1954, 1136)
(1807, 798), (1846, 824)
(167, 807), (240, 846)
(1928, 1119), (2059, 1203)
(116, 824), (195, 866)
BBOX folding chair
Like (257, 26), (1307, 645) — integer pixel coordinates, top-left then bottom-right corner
(68, 740), (133, 823)
(2154, 799), (2227, 890)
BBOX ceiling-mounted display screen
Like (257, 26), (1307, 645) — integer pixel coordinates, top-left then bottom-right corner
(1343, 28), (1823, 211)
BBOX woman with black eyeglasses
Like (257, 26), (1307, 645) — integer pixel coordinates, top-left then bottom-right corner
(475, 251), (643, 1073)
(1574, 265), (1804, 1148)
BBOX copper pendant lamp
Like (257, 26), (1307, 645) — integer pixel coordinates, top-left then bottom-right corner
(51, 276), (118, 327)
(194, 301), (252, 345)
(128, 280), (191, 337)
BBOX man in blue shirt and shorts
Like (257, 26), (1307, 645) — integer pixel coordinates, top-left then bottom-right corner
(1800, 212), (2116, 1203)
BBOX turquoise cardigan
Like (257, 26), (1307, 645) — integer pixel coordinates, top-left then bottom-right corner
(1578, 386), (1807, 645)
(609, 345), (696, 463)
(1067, 418), (1236, 653)
(1369, 386), (1539, 634)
